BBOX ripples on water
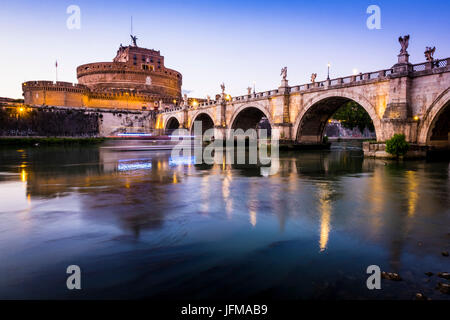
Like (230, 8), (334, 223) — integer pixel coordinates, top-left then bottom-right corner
(0, 140), (448, 300)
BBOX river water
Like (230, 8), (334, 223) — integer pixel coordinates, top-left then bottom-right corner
(0, 141), (449, 300)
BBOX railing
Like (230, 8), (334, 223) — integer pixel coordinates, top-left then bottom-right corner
(158, 57), (449, 114)
(436, 59), (448, 68)
(413, 63), (426, 72)
(412, 58), (449, 72)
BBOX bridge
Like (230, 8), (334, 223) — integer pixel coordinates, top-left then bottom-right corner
(156, 39), (450, 149)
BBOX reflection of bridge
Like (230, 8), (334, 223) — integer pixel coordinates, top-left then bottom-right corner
(157, 43), (450, 148)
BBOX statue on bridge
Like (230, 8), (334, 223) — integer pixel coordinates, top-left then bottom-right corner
(247, 87), (252, 95)
(425, 46), (436, 61)
(398, 35), (410, 55)
(280, 67), (288, 80)
(311, 73), (317, 83)
(220, 83), (226, 95)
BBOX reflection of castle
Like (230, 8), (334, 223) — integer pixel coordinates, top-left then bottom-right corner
(22, 38), (182, 111)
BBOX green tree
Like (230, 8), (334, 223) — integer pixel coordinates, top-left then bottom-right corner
(385, 134), (410, 158)
(333, 101), (375, 132)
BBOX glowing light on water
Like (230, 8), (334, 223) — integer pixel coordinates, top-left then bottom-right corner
(117, 158), (152, 171)
(318, 185), (332, 252)
(117, 133), (153, 137)
(21, 169), (27, 182)
(169, 156), (196, 166)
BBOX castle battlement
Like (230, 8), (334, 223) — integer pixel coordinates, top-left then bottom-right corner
(76, 62), (182, 79)
(23, 81), (89, 92)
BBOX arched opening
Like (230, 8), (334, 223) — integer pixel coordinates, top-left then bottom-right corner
(165, 117), (180, 135)
(231, 107), (272, 136)
(296, 97), (376, 143)
(427, 100), (450, 148)
(191, 113), (214, 136)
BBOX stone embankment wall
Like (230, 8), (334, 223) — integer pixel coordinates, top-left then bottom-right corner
(0, 105), (155, 137)
(363, 141), (429, 159)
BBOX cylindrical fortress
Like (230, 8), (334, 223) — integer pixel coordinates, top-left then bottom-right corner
(76, 62), (182, 98)
(77, 46), (182, 98)
(23, 43), (183, 110)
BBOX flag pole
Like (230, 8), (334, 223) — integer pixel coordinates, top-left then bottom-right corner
(55, 60), (58, 82)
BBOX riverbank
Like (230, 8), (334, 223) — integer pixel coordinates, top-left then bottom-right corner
(0, 137), (106, 146)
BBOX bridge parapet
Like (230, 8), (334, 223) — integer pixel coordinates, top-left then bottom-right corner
(411, 58), (449, 73)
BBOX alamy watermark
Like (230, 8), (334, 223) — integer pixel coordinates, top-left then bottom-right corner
(366, 265), (381, 290)
(366, 5), (381, 30)
(66, 5), (81, 30)
(66, 265), (81, 290)
(170, 121), (279, 176)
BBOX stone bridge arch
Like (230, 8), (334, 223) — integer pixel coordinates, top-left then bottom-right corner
(292, 90), (382, 143)
(417, 87), (450, 146)
(190, 110), (216, 135)
(227, 103), (273, 139)
(164, 115), (181, 133)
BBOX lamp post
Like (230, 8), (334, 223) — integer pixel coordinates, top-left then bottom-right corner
(327, 62), (331, 80)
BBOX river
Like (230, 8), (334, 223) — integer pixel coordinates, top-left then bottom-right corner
(0, 140), (449, 299)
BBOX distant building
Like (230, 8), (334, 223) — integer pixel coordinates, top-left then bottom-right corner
(22, 41), (182, 111)
(325, 119), (376, 139)
(0, 97), (24, 106)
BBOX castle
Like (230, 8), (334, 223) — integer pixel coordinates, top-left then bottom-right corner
(22, 37), (183, 111)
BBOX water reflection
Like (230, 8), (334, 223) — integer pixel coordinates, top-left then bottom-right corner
(222, 169), (233, 218)
(0, 142), (449, 299)
(318, 183), (333, 252)
(406, 170), (418, 217)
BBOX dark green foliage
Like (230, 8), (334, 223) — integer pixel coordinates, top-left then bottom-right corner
(333, 101), (375, 132)
(385, 134), (410, 157)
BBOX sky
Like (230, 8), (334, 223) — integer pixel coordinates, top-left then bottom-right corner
(0, 0), (449, 99)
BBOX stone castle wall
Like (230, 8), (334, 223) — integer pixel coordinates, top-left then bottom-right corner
(76, 62), (182, 98)
(22, 81), (173, 111)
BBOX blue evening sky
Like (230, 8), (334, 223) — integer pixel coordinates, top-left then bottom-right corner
(0, 0), (449, 98)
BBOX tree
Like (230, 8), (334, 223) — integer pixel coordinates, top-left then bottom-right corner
(385, 134), (410, 158)
(333, 101), (375, 132)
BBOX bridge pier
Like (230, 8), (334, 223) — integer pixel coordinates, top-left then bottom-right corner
(213, 126), (227, 141)
(272, 123), (292, 142)
(379, 119), (419, 143)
